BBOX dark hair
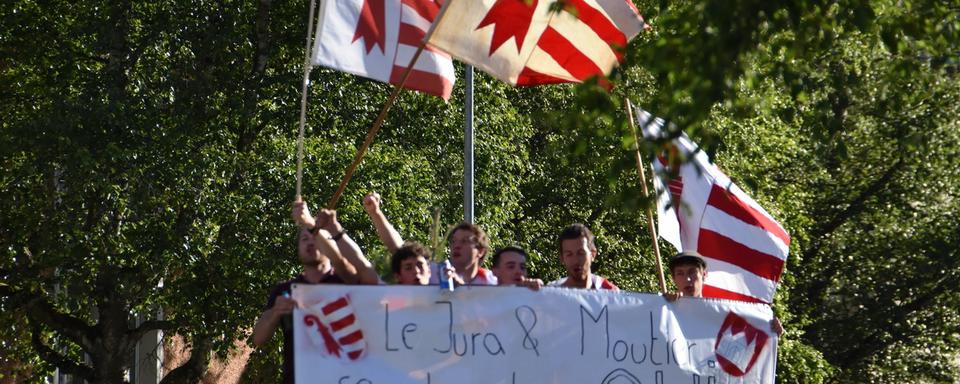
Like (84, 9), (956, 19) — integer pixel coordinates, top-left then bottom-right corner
(557, 223), (596, 253)
(391, 242), (431, 274)
(668, 251), (707, 273)
(492, 246), (528, 267)
(446, 222), (490, 251)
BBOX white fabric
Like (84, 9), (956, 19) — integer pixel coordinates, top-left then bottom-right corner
(311, 0), (455, 98)
(428, 0), (644, 85)
(637, 107), (791, 303)
(292, 284), (778, 383)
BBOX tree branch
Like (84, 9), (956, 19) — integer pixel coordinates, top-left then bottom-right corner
(799, 156), (908, 305)
(235, 0), (273, 154)
(839, 272), (959, 368)
(29, 320), (96, 381)
(812, 157), (906, 240)
(25, 295), (97, 352)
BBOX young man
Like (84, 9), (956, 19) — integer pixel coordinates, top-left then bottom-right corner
(362, 191), (497, 286)
(391, 242), (432, 285)
(665, 251), (783, 336)
(548, 223), (618, 290)
(492, 246), (543, 289)
(668, 251), (708, 298)
(251, 200), (378, 384)
(442, 222), (497, 285)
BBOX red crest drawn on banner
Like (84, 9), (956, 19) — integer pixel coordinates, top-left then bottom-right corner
(714, 312), (769, 376)
(303, 295), (367, 361)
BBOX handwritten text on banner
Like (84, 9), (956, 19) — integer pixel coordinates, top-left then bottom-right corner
(292, 285), (777, 383)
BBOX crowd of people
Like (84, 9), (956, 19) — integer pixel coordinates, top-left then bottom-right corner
(252, 193), (769, 383)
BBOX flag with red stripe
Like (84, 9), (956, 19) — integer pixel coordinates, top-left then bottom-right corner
(311, 0), (455, 99)
(427, 0), (646, 86)
(636, 108), (791, 304)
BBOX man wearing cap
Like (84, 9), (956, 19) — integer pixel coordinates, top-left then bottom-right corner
(668, 251), (709, 298)
(665, 251), (783, 336)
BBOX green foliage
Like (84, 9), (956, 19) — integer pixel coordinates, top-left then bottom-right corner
(2, 0), (959, 382)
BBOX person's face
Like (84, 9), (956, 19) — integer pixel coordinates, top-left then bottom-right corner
(297, 229), (325, 266)
(449, 229), (484, 271)
(560, 237), (595, 282)
(493, 251), (527, 285)
(395, 255), (431, 285)
(672, 264), (707, 297)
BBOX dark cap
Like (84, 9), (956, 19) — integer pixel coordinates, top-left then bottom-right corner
(669, 251), (707, 271)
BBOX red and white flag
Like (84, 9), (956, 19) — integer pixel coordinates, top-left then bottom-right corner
(636, 109), (791, 304)
(311, 0), (455, 99)
(427, 0), (646, 86)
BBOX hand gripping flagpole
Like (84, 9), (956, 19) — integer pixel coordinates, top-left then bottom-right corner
(625, 99), (668, 293)
(295, 0), (320, 202)
(326, 1), (455, 209)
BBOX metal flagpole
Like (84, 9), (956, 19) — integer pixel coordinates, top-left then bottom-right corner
(625, 99), (668, 293)
(464, 65), (475, 223)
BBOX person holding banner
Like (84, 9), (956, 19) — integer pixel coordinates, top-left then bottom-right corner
(492, 246), (544, 290)
(362, 191), (497, 286)
(391, 242), (433, 285)
(667, 251), (710, 298)
(665, 251), (784, 336)
(440, 222), (498, 285)
(251, 200), (379, 383)
(548, 224), (619, 290)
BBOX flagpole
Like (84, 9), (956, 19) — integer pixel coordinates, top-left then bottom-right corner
(295, 0), (320, 202)
(464, 64), (475, 223)
(625, 99), (668, 293)
(326, 1), (455, 210)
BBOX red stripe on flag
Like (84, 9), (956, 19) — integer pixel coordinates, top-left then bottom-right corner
(707, 183), (790, 246)
(397, 24), (444, 54)
(397, 24), (425, 47)
(703, 284), (767, 304)
(698, 229), (785, 282)
(668, 176), (684, 234)
(339, 330), (364, 346)
(328, 314), (356, 332)
(536, 26), (605, 82)
(668, 179), (683, 195)
(347, 350), (363, 360)
(516, 66), (573, 86)
(390, 65), (453, 99)
(322, 297), (349, 316)
(566, 0), (628, 59)
(400, 0), (440, 21)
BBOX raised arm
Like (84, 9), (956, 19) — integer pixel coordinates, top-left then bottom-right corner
(316, 209), (381, 285)
(362, 192), (404, 254)
(292, 200), (361, 283)
(314, 229), (361, 284)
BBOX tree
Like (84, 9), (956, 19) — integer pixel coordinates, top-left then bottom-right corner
(1, 0), (312, 381)
(3, 0), (959, 382)
(577, 0), (960, 381)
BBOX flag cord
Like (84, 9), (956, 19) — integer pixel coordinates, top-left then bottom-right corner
(325, 34), (441, 210)
(295, 0), (319, 202)
(625, 99), (668, 293)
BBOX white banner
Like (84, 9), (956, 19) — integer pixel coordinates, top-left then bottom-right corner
(293, 285), (777, 383)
